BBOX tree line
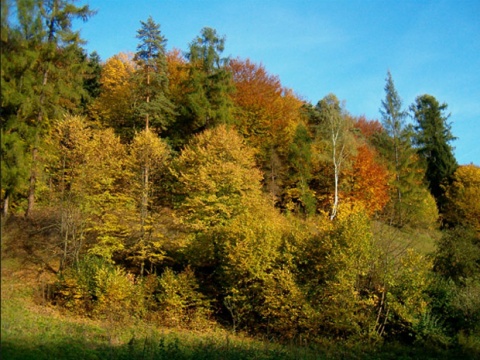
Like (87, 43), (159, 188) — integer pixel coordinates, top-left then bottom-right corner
(1, 0), (479, 347)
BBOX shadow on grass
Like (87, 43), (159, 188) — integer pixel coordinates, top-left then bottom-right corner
(1, 336), (295, 360)
(2, 335), (479, 360)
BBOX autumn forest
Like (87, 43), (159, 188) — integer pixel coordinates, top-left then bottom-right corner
(1, 1), (480, 358)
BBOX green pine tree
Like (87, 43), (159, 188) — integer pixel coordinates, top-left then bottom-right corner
(410, 94), (458, 209)
(285, 122), (316, 215)
(82, 51), (103, 111)
(169, 27), (234, 147)
(133, 16), (175, 133)
(377, 72), (433, 227)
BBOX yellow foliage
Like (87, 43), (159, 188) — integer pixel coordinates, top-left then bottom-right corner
(172, 125), (263, 233)
(156, 267), (212, 328)
(444, 164), (480, 231)
(91, 53), (136, 128)
(47, 115), (135, 263)
(318, 204), (377, 338)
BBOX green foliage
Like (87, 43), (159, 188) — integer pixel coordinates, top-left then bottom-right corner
(169, 27), (234, 146)
(428, 272), (480, 337)
(397, 185), (439, 230)
(411, 94), (457, 206)
(1, 0), (95, 217)
(452, 277), (480, 333)
(133, 16), (175, 132)
(434, 226), (480, 284)
(284, 122), (316, 215)
(432, 226), (480, 334)
(82, 51), (102, 110)
(377, 72), (435, 228)
(0, 127), (30, 215)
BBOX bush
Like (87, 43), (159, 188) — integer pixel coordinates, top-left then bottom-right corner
(434, 226), (480, 283)
(156, 267), (212, 329)
(54, 256), (146, 320)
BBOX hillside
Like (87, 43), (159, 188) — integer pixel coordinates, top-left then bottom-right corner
(2, 1), (480, 358)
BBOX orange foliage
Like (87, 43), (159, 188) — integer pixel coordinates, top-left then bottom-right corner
(230, 58), (282, 110)
(345, 144), (390, 216)
(228, 58), (302, 150)
(354, 116), (383, 140)
(166, 48), (189, 101)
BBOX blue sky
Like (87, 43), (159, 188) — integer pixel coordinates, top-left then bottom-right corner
(76, 0), (479, 165)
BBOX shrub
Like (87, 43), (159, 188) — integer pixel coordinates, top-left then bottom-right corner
(156, 267), (212, 329)
(54, 256), (145, 320)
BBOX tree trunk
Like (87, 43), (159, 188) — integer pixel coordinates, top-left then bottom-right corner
(26, 58), (49, 218)
(25, 145), (38, 218)
(146, 71), (150, 130)
(2, 191), (9, 219)
(141, 163), (149, 231)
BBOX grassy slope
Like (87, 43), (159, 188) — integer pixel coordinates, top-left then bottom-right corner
(372, 221), (440, 254)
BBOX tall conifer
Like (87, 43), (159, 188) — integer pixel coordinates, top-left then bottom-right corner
(378, 72), (428, 227)
(170, 27), (234, 146)
(134, 16), (174, 133)
(410, 94), (458, 208)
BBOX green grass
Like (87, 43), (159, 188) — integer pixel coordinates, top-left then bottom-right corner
(372, 221), (440, 257)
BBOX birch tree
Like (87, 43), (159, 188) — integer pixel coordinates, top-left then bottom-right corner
(315, 94), (354, 220)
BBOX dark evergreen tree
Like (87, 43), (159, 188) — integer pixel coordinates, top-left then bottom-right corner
(133, 16), (175, 132)
(83, 51), (103, 104)
(285, 122), (316, 215)
(169, 27), (234, 146)
(410, 94), (458, 207)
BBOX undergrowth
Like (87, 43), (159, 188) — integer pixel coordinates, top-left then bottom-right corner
(1, 243), (478, 359)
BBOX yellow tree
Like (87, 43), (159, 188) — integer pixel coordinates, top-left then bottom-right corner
(46, 115), (130, 267)
(444, 164), (480, 231)
(171, 124), (313, 335)
(127, 130), (170, 275)
(91, 53), (136, 137)
(171, 125), (263, 247)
